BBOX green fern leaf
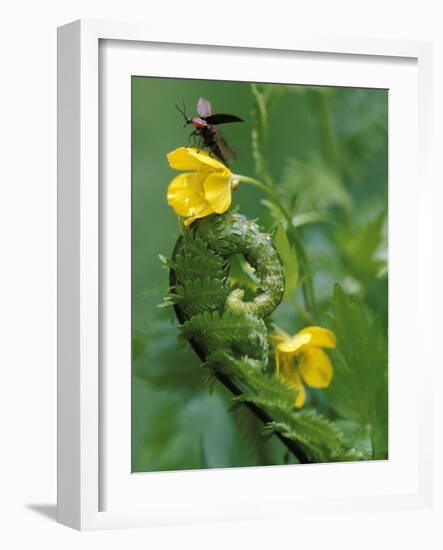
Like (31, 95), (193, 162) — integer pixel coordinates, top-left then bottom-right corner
(218, 355), (361, 463)
(181, 310), (269, 364)
(169, 277), (230, 317)
(172, 233), (228, 283)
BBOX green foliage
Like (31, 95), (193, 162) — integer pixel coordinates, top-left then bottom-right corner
(168, 231), (228, 283)
(132, 310), (290, 472)
(280, 156), (352, 215)
(181, 310), (269, 364)
(273, 224), (299, 298)
(132, 382), (275, 472)
(332, 87), (388, 178)
(228, 254), (259, 293)
(230, 405), (296, 466)
(210, 353), (362, 463)
(265, 412), (362, 463)
(133, 309), (203, 394)
(334, 210), (387, 283)
(326, 284), (388, 459)
(167, 277), (230, 317)
(226, 354), (298, 410)
(291, 211), (336, 229)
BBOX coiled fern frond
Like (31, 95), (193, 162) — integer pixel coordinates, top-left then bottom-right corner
(165, 211), (362, 463)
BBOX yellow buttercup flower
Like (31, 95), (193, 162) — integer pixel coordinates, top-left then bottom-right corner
(167, 147), (237, 225)
(272, 326), (336, 408)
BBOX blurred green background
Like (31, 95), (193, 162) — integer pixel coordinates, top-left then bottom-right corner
(132, 77), (388, 472)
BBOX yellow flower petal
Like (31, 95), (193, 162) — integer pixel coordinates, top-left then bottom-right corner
(181, 202), (214, 225)
(297, 326), (336, 349)
(167, 172), (207, 216)
(183, 203), (215, 225)
(282, 369), (306, 408)
(203, 173), (232, 213)
(294, 380), (306, 407)
(269, 326), (291, 346)
(167, 147), (205, 171)
(299, 347), (333, 388)
(186, 148), (228, 172)
(277, 332), (311, 354)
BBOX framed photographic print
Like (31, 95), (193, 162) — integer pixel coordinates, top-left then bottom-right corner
(57, 20), (434, 530)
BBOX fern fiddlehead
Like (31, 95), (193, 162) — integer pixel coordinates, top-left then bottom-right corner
(166, 206), (362, 464)
(168, 211), (312, 462)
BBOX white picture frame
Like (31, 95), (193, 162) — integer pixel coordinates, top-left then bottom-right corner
(57, 19), (434, 531)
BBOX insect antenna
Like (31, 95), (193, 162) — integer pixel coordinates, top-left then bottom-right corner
(175, 97), (189, 127)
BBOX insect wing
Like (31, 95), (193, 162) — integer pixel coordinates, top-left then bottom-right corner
(197, 97), (212, 118)
(204, 114), (244, 125)
(213, 127), (237, 163)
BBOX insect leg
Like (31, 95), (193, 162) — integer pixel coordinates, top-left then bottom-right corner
(196, 135), (204, 153)
(188, 130), (198, 147)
